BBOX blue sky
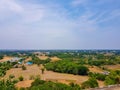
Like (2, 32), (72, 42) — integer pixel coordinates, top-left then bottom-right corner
(0, 0), (120, 49)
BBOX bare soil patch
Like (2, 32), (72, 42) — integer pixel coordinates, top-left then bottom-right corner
(89, 66), (104, 73)
(15, 80), (33, 88)
(50, 56), (61, 62)
(0, 56), (13, 62)
(3, 65), (41, 80)
(104, 64), (120, 70)
(41, 71), (89, 85)
(37, 55), (49, 60)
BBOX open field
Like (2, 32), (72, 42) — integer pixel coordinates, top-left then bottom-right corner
(2, 64), (89, 87)
(89, 66), (104, 73)
(0, 56), (13, 62)
(104, 64), (120, 70)
(15, 80), (34, 88)
(2, 65), (41, 80)
(37, 55), (61, 62)
(2, 64), (106, 88)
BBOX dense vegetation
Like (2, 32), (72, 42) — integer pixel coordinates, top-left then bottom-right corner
(0, 55), (3, 60)
(105, 70), (120, 85)
(28, 78), (81, 90)
(0, 61), (13, 76)
(0, 79), (17, 90)
(45, 60), (89, 75)
(81, 77), (98, 89)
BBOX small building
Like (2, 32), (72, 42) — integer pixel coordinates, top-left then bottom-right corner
(9, 57), (22, 62)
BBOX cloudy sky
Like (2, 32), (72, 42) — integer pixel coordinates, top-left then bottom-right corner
(0, 0), (120, 49)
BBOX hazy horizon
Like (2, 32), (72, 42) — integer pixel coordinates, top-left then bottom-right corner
(0, 0), (120, 49)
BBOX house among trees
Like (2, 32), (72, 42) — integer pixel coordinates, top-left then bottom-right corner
(9, 57), (22, 62)
(102, 71), (110, 75)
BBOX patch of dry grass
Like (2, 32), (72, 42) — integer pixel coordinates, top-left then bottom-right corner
(104, 64), (120, 70)
(89, 66), (104, 73)
(0, 56), (13, 62)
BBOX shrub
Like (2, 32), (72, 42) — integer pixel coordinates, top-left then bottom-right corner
(81, 78), (98, 89)
(22, 65), (26, 70)
(29, 75), (35, 80)
(9, 74), (15, 79)
(19, 76), (24, 81)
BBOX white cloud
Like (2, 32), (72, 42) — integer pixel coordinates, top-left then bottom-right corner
(71, 0), (88, 6)
(0, 0), (23, 13)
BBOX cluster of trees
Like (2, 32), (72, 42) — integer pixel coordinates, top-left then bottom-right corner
(0, 55), (3, 60)
(88, 70), (120, 86)
(88, 60), (116, 66)
(81, 78), (98, 89)
(0, 61), (12, 76)
(48, 51), (120, 66)
(105, 70), (120, 85)
(45, 60), (89, 75)
(28, 78), (81, 90)
(0, 79), (17, 90)
(89, 72), (106, 81)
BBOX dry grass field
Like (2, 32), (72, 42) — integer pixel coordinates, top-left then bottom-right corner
(0, 56), (13, 62)
(89, 66), (104, 73)
(37, 55), (61, 62)
(2, 64), (90, 88)
(104, 64), (120, 70)
(15, 80), (34, 88)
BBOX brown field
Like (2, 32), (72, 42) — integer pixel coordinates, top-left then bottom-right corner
(2, 65), (41, 80)
(2, 64), (105, 88)
(0, 56), (13, 62)
(2, 64), (89, 88)
(104, 64), (120, 70)
(37, 55), (48, 60)
(24, 57), (32, 62)
(41, 71), (89, 85)
(89, 66), (104, 73)
(37, 55), (61, 62)
(15, 80), (34, 88)
(50, 56), (61, 62)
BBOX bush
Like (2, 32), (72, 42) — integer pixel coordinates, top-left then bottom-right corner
(9, 74), (15, 79)
(19, 76), (24, 81)
(22, 65), (26, 70)
(30, 78), (81, 90)
(29, 75), (35, 80)
(88, 72), (106, 81)
(81, 78), (98, 89)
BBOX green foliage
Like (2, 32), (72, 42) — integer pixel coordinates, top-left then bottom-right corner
(81, 78), (98, 89)
(9, 74), (15, 79)
(29, 78), (81, 90)
(45, 60), (89, 75)
(0, 79), (16, 90)
(105, 70), (120, 85)
(0, 61), (12, 77)
(0, 55), (3, 60)
(22, 65), (27, 70)
(89, 72), (106, 81)
(19, 76), (24, 81)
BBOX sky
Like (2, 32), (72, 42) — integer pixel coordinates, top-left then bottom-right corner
(0, 0), (120, 50)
